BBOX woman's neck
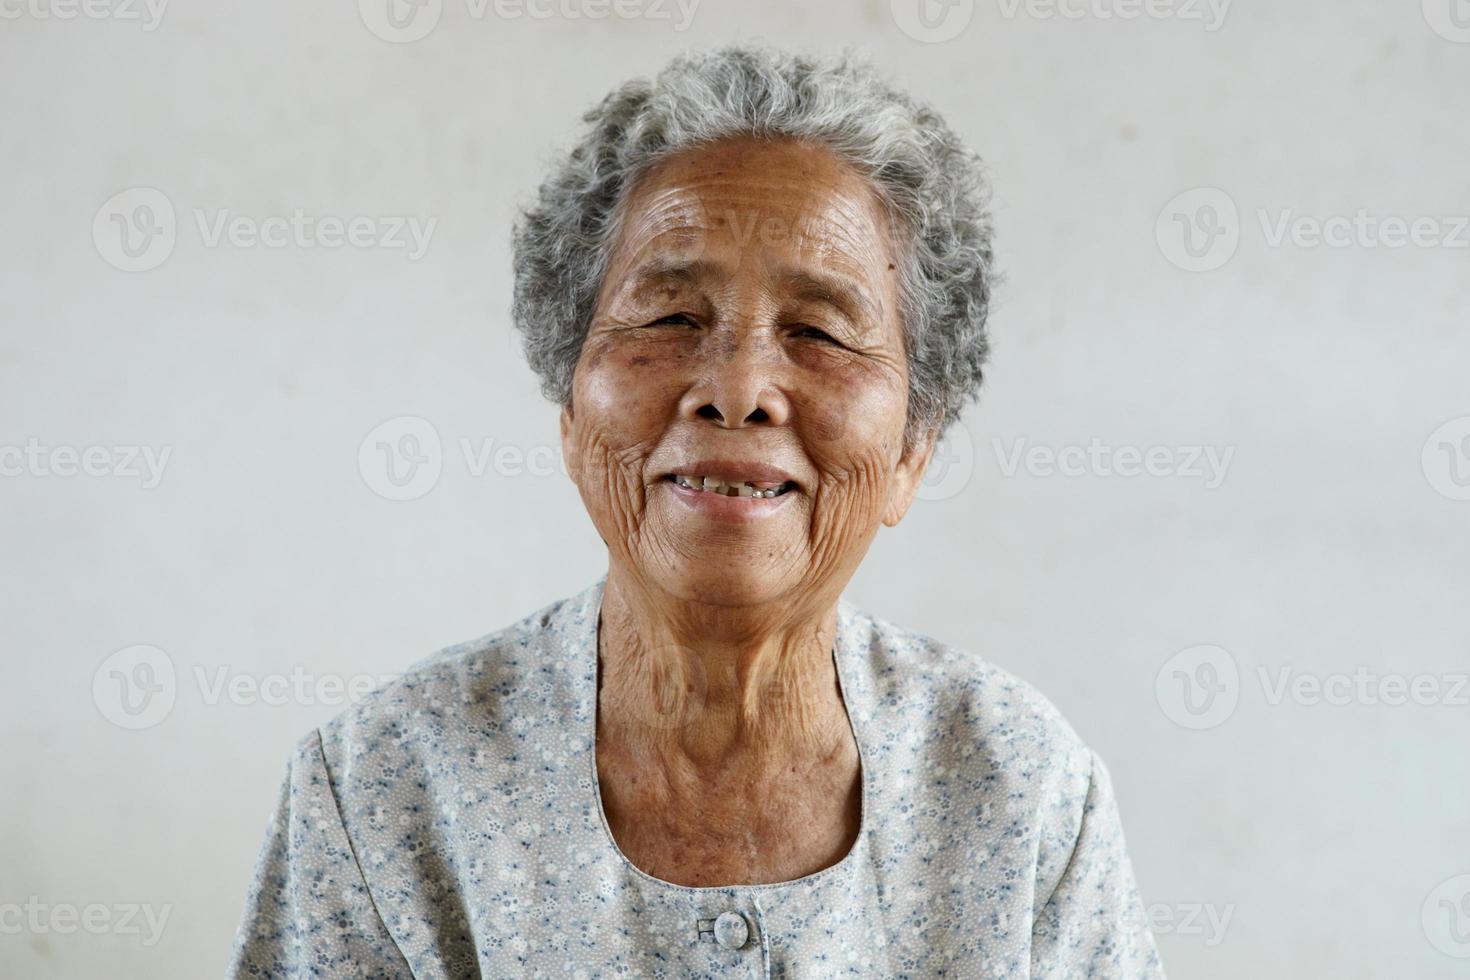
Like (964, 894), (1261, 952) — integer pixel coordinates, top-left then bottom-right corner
(595, 565), (852, 766)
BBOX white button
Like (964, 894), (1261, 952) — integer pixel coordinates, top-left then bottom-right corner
(713, 911), (749, 950)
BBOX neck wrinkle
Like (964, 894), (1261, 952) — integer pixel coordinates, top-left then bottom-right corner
(596, 566), (852, 765)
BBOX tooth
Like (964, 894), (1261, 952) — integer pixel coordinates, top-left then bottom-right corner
(736, 484), (753, 497)
(702, 476), (720, 491)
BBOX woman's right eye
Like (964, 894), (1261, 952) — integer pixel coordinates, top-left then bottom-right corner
(650, 313), (697, 328)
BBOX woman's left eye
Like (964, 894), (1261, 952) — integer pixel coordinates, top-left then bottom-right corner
(794, 325), (839, 344)
(651, 313), (697, 328)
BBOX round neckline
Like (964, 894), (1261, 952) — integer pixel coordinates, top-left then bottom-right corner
(582, 595), (870, 895)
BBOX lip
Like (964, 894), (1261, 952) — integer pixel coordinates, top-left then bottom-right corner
(660, 459), (801, 490)
(664, 478), (796, 522)
(657, 459), (803, 523)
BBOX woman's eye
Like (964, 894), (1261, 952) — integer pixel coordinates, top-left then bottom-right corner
(650, 313), (697, 328)
(795, 325), (839, 344)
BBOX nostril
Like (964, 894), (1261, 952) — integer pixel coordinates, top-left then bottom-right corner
(696, 404), (724, 422)
(745, 407), (769, 424)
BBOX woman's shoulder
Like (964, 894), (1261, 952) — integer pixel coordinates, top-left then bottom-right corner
(314, 589), (594, 754)
(840, 602), (1094, 773)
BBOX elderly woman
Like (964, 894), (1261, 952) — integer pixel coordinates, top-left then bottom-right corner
(230, 47), (1162, 979)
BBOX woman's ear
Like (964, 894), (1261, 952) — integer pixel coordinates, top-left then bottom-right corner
(881, 419), (940, 527)
(559, 401), (580, 485)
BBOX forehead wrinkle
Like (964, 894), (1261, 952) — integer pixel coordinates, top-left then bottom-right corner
(772, 194), (893, 318)
(606, 149), (899, 332)
(604, 183), (706, 279)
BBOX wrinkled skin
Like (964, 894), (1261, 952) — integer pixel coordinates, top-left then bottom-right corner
(560, 136), (937, 886)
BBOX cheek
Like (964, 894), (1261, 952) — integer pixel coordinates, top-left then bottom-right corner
(574, 338), (686, 447)
(791, 361), (908, 573)
(566, 337), (695, 518)
(796, 357), (908, 470)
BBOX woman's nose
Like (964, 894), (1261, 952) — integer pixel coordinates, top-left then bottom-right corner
(677, 332), (791, 428)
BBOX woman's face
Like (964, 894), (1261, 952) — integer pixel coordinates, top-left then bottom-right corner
(562, 137), (935, 610)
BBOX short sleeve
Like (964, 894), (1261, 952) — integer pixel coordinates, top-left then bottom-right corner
(227, 731), (412, 980)
(1029, 751), (1164, 979)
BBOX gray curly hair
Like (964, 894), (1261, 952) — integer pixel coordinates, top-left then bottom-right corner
(512, 45), (995, 441)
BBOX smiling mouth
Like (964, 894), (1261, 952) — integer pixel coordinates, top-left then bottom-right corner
(667, 474), (797, 499)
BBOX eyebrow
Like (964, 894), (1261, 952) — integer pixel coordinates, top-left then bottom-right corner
(614, 259), (882, 329)
(776, 269), (880, 328)
(617, 259), (715, 303)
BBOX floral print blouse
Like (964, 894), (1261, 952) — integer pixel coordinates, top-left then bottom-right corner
(229, 580), (1163, 978)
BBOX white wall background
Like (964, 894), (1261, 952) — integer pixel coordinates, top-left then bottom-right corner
(2, 0), (1468, 976)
